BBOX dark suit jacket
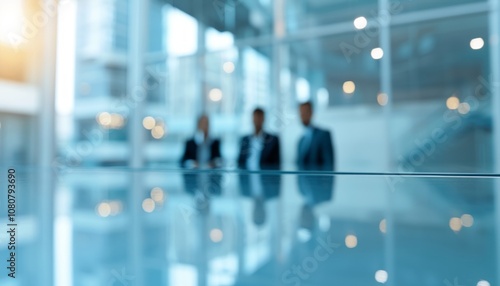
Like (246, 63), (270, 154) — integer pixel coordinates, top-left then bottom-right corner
(237, 132), (281, 199)
(180, 138), (222, 196)
(237, 132), (281, 170)
(180, 138), (221, 167)
(298, 127), (334, 171)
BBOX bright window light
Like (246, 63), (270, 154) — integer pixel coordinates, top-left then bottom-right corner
(296, 78), (310, 102)
(56, 0), (76, 116)
(206, 27), (234, 51)
(317, 88), (329, 107)
(0, 1), (24, 45)
(164, 6), (198, 56)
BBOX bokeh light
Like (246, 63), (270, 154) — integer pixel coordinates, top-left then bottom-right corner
(371, 47), (384, 60)
(375, 270), (388, 283)
(142, 198), (155, 213)
(354, 16), (368, 29)
(96, 202), (111, 217)
(209, 88), (223, 102)
(470, 37), (484, 50)
(143, 116), (156, 130)
(377, 93), (389, 106)
(461, 214), (474, 227)
(210, 228), (224, 243)
(97, 112), (112, 126)
(379, 219), (387, 234)
(458, 102), (470, 114)
(223, 61), (235, 73)
(152, 126), (165, 139)
(151, 187), (165, 203)
(110, 113), (124, 129)
(446, 96), (460, 110)
(345, 234), (358, 248)
(449, 217), (462, 232)
(343, 81), (356, 94)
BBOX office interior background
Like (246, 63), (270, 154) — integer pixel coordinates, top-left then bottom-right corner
(1, 0), (500, 285)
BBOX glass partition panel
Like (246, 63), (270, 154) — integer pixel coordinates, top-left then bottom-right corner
(279, 34), (383, 171)
(389, 13), (491, 173)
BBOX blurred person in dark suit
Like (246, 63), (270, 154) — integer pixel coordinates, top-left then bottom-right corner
(238, 108), (281, 170)
(238, 108), (281, 226)
(297, 101), (335, 229)
(180, 114), (222, 198)
(297, 101), (334, 170)
(180, 114), (222, 169)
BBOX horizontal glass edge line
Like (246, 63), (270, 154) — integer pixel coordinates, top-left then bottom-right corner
(21, 167), (500, 178)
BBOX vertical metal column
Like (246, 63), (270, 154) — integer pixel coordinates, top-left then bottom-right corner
(379, 0), (396, 285)
(128, 0), (148, 284)
(273, 0), (286, 125)
(129, 0), (147, 169)
(38, 0), (58, 285)
(196, 3), (207, 114)
(489, 0), (500, 284)
(273, 0), (286, 266)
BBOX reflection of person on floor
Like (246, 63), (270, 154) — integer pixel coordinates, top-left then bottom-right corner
(252, 197), (266, 226)
(299, 185), (333, 230)
(238, 108), (281, 226)
(180, 114), (222, 204)
(297, 101), (335, 230)
(243, 183), (280, 226)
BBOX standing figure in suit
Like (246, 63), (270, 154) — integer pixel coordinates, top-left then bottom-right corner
(180, 114), (222, 198)
(238, 108), (281, 226)
(297, 101), (335, 171)
(297, 101), (335, 229)
(180, 114), (222, 169)
(238, 108), (280, 171)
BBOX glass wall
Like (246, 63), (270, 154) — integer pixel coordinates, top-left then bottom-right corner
(0, 0), (499, 285)
(50, 0), (498, 174)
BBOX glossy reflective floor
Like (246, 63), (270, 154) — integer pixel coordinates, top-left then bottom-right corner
(2, 169), (498, 286)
